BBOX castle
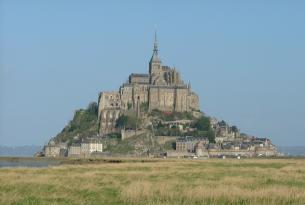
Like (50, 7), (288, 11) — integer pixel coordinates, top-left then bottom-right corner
(98, 33), (200, 135)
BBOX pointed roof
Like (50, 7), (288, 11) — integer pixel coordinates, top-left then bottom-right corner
(150, 30), (161, 64)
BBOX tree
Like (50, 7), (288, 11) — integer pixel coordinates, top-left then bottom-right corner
(219, 120), (227, 127)
(116, 115), (128, 129)
(194, 116), (211, 131)
(231, 125), (238, 133)
(116, 114), (138, 129)
(87, 102), (98, 116)
(207, 129), (216, 143)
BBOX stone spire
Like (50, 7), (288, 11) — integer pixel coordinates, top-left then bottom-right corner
(149, 30), (161, 75)
(153, 30), (158, 55)
(150, 30), (161, 63)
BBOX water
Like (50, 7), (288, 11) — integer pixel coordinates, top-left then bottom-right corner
(0, 158), (61, 168)
(278, 146), (305, 156)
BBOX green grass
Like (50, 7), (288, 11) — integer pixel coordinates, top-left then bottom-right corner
(1, 158), (305, 205)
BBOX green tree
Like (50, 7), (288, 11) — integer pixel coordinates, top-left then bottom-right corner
(194, 116), (211, 131)
(87, 102), (98, 116)
(116, 114), (138, 129)
(116, 115), (129, 128)
(207, 129), (216, 143)
(231, 125), (238, 133)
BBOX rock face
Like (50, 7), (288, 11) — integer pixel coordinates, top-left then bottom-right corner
(98, 34), (200, 135)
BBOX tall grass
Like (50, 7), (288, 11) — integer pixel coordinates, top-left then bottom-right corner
(1, 159), (305, 205)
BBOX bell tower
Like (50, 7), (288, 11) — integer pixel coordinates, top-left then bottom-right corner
(149, 31), (162, 75)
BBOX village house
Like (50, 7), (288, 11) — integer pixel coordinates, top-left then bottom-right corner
(176, 136), (209, 153)
(195, 141), (209, 157)
(68, 144), (81, 157)
(44, 145), (61, 157)
(80, 138), (103, 157)
(44, 140), (67, 157)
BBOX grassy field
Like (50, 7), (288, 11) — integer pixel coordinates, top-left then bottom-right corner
(1, 158), (305, 205)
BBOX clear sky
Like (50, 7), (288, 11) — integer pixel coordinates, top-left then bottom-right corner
(1, 1), (305, 147)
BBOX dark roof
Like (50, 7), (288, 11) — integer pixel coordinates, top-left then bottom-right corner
(130, 73), (150, 78)
(177, 136), (208, 142)
(162, 66), (171, 70)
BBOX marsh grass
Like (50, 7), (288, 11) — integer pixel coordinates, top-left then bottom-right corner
(1, 159), (305, 205)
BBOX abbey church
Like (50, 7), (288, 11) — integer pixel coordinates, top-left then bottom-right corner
(98, 33), (200, 134)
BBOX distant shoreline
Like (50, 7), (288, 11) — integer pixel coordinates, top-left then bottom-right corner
(1, 155), (305, 163)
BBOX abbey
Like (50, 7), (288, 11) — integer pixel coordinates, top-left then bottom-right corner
(98, 33), (200, 134)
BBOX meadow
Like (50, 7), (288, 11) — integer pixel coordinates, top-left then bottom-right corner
(1, 158), (305, 205)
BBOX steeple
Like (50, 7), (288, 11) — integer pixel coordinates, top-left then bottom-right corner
(149, 30), (161, 75)
(153, 30), (158, 55)
(150, 30), (161, 63)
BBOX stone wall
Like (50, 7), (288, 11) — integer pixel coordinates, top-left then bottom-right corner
(99, 108), (121, 134)
(149, 87), (176, 111)
(97, 39), (200, 135)
(121, 129), (146, 140)
(98, 91), (121, 118)
(187, 92), (200, 111)
(175, 88), (188, 112)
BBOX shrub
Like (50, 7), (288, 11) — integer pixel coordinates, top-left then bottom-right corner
(87, 102), (98, 116)
(116, 114), (139, 130)
(194, 116), (211, 131)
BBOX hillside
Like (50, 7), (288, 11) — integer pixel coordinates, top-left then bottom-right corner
(53, 102), (99, 144)
(103, 132), (176, 156)
(50, 101), (213, 155)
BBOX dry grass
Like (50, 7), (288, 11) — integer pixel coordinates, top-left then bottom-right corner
(1, 158), (305, 205)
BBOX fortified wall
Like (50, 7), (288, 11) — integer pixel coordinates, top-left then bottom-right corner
(98, 34), (200, 135)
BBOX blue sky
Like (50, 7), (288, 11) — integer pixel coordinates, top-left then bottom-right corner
(1, 1), (305, 146)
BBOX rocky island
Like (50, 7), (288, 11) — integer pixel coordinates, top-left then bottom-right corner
(42, 33), (278, 158)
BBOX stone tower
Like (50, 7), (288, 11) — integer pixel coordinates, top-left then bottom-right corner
(149, 31), (162, 78)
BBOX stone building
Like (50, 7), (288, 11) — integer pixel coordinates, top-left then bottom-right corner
(44, 140), (67, 157)
(195, 141), (209, 157)
(80, 138), (103, 156)
(98, 33), (200, 135)
(176, 136), (209, 153)
(44, 145), (61, 157)
(68, 144), (81, 157)
(67, 138), (103, 157)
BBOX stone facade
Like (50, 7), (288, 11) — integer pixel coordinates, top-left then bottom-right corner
(98, 34), (200, 135)
(68, 144), (81, 157)
(176, 137), (209, 153)
(44, 145), (61, 157)
(81, 138), (103, 156)
(68, 138), (103, 157)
